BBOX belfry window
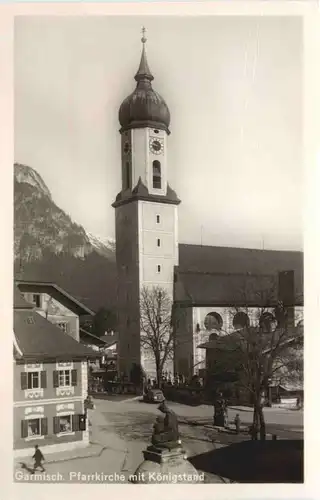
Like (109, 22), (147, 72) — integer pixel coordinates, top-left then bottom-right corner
(125, 161), (131, 189)
(152, 161), (161, 189)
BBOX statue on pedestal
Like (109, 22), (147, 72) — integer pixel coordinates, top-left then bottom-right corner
(151, 401), (180, 450)
(131, 400), (203, 483)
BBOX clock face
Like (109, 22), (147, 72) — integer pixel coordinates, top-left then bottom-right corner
(123, 141), (131, 155)
(149, 138), (164, 155)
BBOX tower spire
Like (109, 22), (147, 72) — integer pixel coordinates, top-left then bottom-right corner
(135, 27), (154, 82)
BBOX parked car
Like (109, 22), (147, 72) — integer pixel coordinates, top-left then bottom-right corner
(143, 388), (165, 403)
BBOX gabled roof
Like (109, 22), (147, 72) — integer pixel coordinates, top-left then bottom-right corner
(15, 280), (94, 316)
(178, 244), (303, 277)
(174, 272), (277, 307)
(175, 244), (303, 307)
(79, 328), (110, 347)
(14, 309), (98, 361)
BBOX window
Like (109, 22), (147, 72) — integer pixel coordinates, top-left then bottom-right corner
(32, 294), (41, 308)
(154, 129), (159, 134)
(21, 418), (47, 438)
(28, 418), (40, 437)
(233, 312), (250, 330)
(156, 215), (160, 224)
(125, 161), (131, 189)
(157, 265), (161, 273)
(157, 238), (161, 247)
(21, 370), (46, 390)
(57, 322), (68, 333)
(152, 160), (161, 189)
(58, 370), (71, 387)
(204, 312), (223, 331)
(53, 415), (83, 435)
(28, 372), (39, 389)
(58, 415), (72, 434)
(53, 369), (77, 388)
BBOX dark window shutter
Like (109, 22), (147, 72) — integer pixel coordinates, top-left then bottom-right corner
(40, 371), (47, 389)
(71, 369), (77, 386)
(53, 371), (59, 388)
(41, 417), (48, 436)
(53, 416), (60, 434)
(21, 420), (28, 438)
(79, 414), (86, 431)
(72, 414), (80, 432)
(21, 372), (28, 390)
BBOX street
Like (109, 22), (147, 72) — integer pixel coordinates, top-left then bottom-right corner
(14, 397), (303, 483)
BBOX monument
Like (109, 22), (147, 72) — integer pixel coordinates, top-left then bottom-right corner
(131, 401), (203, 483)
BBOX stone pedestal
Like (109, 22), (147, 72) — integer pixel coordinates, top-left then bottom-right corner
(131, 445), (203, 484)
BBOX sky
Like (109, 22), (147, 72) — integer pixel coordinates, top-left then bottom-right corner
(14, 15), (303, 251)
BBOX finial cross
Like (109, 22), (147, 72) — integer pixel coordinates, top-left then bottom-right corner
(141, 26), (147, 43)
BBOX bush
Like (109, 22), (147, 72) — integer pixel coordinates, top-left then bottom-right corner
(163, 386), (202, 406)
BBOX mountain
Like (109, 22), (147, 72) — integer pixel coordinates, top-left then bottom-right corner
(14, 163), (117, 312)
(87, 233), (116, 258)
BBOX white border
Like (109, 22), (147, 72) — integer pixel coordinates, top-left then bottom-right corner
(1, 2), (319, 500)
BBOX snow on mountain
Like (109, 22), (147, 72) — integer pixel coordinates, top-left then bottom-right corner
(87, 232), (116, 254)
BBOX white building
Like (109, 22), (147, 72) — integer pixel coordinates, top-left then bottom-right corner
(113, 33), (303, 380)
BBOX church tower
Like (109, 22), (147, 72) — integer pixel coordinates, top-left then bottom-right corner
(112, 30), (180, 378)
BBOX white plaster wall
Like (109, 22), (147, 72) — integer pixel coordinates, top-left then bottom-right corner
(142, 231), (175, 258)
(131, 128), (147, 186)
(81, 361), (88, 399)
(139, 200), (178, 289)
(192, 306), (233, 372)
(141, 257), (174, 285)
(27, 293), (80, 341)
(141, 202), (175, 232)
(148, 129), (167, 197)
(138, 199), (178, 377)
(130, 127), (167, 194)
(192, 305), (304, 375)
(81, 361), (89, 444)
(295, 306), (304, 325)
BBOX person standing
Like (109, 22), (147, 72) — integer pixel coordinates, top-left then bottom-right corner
(32, 445), (45, 473)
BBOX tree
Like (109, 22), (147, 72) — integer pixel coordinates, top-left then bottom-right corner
(140, 286), (174, 387)
(93, 307), (117, 337)
(207, 288), (303, 440)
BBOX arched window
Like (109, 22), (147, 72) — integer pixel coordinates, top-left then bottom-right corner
(152, 160), (161, 189)
(125, 161), (131, 189)
(233, 312), (250, 330)
(204, 312), (223, 331)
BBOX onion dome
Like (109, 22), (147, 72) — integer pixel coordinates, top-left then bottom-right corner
(119, 29), (170, 134)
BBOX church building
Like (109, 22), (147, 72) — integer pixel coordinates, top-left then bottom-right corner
(112, 32), (303, 380)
